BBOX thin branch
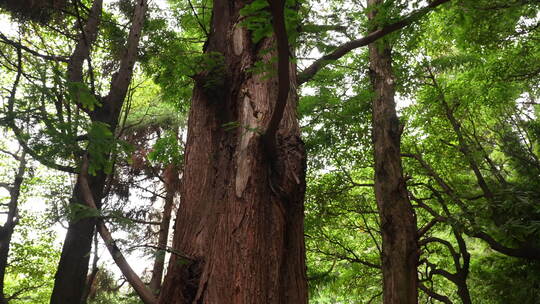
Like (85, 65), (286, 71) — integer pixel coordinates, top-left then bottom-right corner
(0, 32), (69, 62)
(187, 0), (209, 37)
(5, 42), (76, 173)
(78, 156), (157, 304)
(419, 282), (453, 304)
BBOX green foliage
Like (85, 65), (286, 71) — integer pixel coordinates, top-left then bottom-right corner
(4, 214), (60, 304)
(2, 0), (540, 303)
(470, 255), (540, 304)
(147, 130), (183, 165)
(87, 121), (114, 175)
(67, 82), (101, 111)
(240, 0), (273, 43)
(240, 0), (301, 44)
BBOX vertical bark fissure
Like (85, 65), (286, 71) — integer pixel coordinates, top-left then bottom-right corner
(158, 0), (307, 302)
(368, 1), (419, 303)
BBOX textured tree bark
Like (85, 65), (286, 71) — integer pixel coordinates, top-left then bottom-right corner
(0, 153), (26, 304)
(50, 0), (147, 302)
(149, 165), (179, 294)
(158, 1), (308, 303)
(367, 1), (419, 303)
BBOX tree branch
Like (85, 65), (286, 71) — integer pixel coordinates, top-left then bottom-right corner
(263, 0), (290, 159)
(297, 0), (452, 85)
(5, 43), (76, 173)
(78, 156), (157, 304)
(0, 32), (69, 62)
(469, 231), (540, 260)
(419, 282), (453, 304)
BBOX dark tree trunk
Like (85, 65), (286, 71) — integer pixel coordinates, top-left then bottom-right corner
(51, 0), (104, 300)
(158, 1), (308, 303)
(367, 1), (419, 303)
(0, 153), (26, 304)
(51, 175), (106, 304)
(149, 165), (179, 294)
(51, 0), (147, 302)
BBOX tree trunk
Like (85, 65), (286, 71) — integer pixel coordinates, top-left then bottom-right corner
(51, 0), (147, 302)
(51, 0), (104, 299)
(149, 165), (179, 294)
(158, 1), (308, 303)
(0, 153), (26, 304)
(367, 1), (419, 303)
(51, 175), (106, 304)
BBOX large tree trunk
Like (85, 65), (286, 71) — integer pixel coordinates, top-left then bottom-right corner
(367, 1), (419, 303)
(0, 153), (26, 304)
(158, 1), (308, 303)
(149, 165), (179, 294)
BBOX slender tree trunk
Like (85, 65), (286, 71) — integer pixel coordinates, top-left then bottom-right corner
(367, 1), (419, 303)
(51, 175), (106, 304)
(158, 1), (308, 303)
(51, 0), (147, 302)
(0, 153), (26, 304)
(149, 165), (179, 294)
(51, 0), (104, 300)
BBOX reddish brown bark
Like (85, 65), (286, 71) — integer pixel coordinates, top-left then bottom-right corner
(158, 1), (308, 303)
(368, 1), (419, 303)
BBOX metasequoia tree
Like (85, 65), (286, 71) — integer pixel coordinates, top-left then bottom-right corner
(367, 0), (418, 303)
(149, 164), (180, 294)
(155, 0), (452, 302)
(0, 0), (452, 301)
(158, 0), (309, 302)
